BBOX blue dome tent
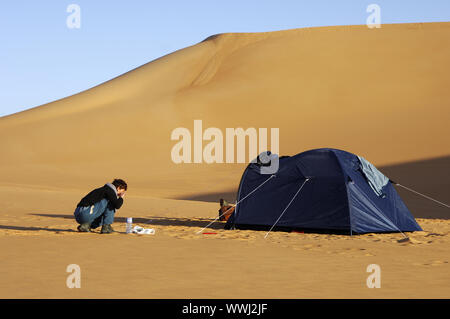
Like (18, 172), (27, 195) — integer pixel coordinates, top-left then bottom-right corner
(225, 148), (422, 234)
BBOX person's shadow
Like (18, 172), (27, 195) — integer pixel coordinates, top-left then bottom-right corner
(27, 213), (225, 230)
(0, 224), (77, 233)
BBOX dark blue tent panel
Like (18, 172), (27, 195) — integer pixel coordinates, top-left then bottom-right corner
(225, 148), (422, 234)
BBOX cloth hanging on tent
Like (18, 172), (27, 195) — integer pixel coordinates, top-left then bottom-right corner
(357, 156), (389, 197)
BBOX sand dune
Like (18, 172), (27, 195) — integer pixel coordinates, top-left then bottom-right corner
(1, 22), (449, 298)
(1, 22), (450, 199)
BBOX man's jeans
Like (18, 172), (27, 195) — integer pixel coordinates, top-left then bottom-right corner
(74, 198), (115, 229)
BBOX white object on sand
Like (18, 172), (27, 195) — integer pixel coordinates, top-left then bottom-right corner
(132, 225), (155, 235)
(126, 217), (133, 234)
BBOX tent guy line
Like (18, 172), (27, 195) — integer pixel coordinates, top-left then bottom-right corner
(395, 183), (450, 209)
(196, 174), (276, 234)
(264, 178), (310, 239)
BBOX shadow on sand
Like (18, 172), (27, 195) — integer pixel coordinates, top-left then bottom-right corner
(0, 224), (77, 233)
(174, 156), (450, 220)
(175, 190), (237, 203)
(30, 214), (225, 230)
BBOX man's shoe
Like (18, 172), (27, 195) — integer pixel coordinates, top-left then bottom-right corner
(100, 224), (114, 234)
(77, 223), (91, 232)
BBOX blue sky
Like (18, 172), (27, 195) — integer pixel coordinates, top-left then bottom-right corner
(1, 1), (449, 117)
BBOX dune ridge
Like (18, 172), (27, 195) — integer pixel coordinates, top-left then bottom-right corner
(1, 22), (450, 199)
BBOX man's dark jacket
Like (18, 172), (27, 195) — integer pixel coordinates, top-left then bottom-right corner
(77, 183), (123, 209)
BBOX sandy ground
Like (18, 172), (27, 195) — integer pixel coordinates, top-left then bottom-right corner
(0, 184), (448, 298)
(1, 22), (449, 298)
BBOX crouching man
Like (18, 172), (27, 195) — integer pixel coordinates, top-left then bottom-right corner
(74, 179), (127, 234)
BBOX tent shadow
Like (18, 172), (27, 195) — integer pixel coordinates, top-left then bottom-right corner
(175, 190), (237, 203)
(30, 214), (225, 230)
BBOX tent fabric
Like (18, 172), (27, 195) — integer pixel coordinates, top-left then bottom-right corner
(225, 148), (422, 234)
(357, 155), (390, 197)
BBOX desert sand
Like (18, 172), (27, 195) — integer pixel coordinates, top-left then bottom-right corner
(0, 22), (449, 298)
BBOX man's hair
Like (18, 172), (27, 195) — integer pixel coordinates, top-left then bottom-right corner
(112, 178), (128, 191)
